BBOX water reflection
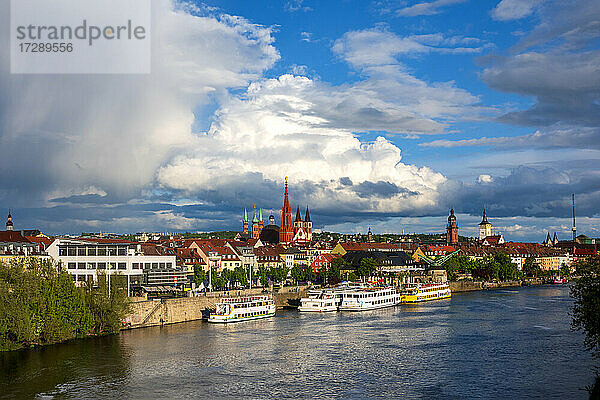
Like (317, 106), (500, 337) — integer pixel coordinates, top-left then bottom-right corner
(0, 285), (595, 399)
(0, 335), (131, 399)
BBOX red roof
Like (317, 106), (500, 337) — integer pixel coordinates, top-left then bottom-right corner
(25, 236), (53, 247)
(0, 231), (31, 243)
(575, 248), (597, 256)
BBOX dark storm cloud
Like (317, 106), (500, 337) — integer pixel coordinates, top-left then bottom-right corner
(451, 166), (600, 219)
(481, 0), (600, 130)
(421, 126), (600, 150)
(353, 181), (419, 198)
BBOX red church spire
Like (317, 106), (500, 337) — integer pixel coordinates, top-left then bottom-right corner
(279, 177), (293, 243)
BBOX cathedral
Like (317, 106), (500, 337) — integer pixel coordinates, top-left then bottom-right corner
(242, 178), (312, 245)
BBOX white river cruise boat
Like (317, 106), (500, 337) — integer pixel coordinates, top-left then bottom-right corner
(208, 295), (276, 323)
(339, 286), (401, 311)
(400, 283), (451, 303)
(298, 289), (343, 312)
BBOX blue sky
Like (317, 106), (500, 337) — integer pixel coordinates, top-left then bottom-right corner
(0, 0), (599, 241)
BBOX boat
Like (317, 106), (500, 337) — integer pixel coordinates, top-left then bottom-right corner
(298, 289), (343, 312)
(400, 283), (451, 303)
(552, 277), (568, 284)
(208, 295), (276, 323)
(339, 285), (401, 311)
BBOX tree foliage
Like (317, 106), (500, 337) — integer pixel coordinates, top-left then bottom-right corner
(291, 265), (316, 283)
(192, 263), (205, 288)
(522, 257), (541, 278)
(571, 255), (600, 358)
(0, 258), (130, 351)
(356, 257), (377, 279)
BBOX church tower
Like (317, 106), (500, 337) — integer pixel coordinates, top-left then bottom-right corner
(294, 206), (302, 234)
(242, 208), (249, 234)
(251, 206), (260, 239)
(6, 212), (13, 231)
(258, 209), (264, 231)
(446, 209), (458, 245)
(304, 206), (312, 241)
(478, 208), (492, 241)
(367, 227), (373, 243)
(279, 177), (293, 243)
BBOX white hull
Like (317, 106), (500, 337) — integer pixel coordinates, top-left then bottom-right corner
(298, 305), (338, 313)
(339, 301), (399, 311)
(339, 286), (400, 312)
(208, 309), (276, 323)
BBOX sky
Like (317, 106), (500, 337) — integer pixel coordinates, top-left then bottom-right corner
(0, 0), (599, 241)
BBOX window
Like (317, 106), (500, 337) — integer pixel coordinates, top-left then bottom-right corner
(166, 263), (172, 268)
(108, 262), (116, 270)
(159, 263), (165, 268)
(97, 247), (106, 256)
(97, 263), (106, 270)
(118, 263), (126, 270)
(118, 247), (126, 256)
(59, 246), (67, 256)
(68, 262), (76, 269)
(67, 247), (76, 256)
(152, 263), (158, 269)
(145, 263), (151, 269)
(77, 263), (86, 270)
(88, 247), (96, 256)
(77, 247), (86, 256)
(132, 263), (139, 269)
(87, 263), (96, 270)
(107, 247), (117, 256)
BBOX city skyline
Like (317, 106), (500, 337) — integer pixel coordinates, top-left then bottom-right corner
(0, 0), (599, 240)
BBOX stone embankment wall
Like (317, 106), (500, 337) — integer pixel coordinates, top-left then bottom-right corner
(124, 286), (308, 330)
(449, 279), (544, 293)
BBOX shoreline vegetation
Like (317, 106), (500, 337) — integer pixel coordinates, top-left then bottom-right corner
(0, 258), (130, 352)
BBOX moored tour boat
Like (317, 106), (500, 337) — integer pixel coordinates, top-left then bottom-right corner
(208, 295), (276, 323)
(298, 289), (342, 312)
(339, 286), (401, 311)
(400, 283), (451, 303)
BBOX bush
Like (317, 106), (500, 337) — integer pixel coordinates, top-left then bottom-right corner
(0, 258), (130, 351)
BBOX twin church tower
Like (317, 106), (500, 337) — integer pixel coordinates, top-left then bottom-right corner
(242, 177), (312, 245)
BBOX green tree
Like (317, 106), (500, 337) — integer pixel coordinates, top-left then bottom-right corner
(570, 255), (600, 397)
(268, 266), (289, 284)
(356, 257), (377, 280)
(347, 272), (358, 282)
(192, 263), (205, 288)
(233, 266), (248, 288)
(291, 265), (304, 283)
(257, 266), (269, 287)
(523, 257), (541, 278)
(560, 263), (571, 278)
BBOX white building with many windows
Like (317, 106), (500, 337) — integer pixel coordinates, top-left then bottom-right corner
(46, 238), (180, 294)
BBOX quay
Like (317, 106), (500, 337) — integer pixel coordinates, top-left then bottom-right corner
(124, 285), (309, 329)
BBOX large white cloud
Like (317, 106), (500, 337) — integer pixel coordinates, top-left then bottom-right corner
(0, 0), (279, 207)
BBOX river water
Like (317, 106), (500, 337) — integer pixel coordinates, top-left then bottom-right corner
(0, 285), (595, 399)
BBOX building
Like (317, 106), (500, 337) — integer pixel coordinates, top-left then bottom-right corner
(478, 208), (492, 241)
(310, 253), (341, 272)
(5, 212), (13, 231)
(279, 178), (294, 243)
(446, 209), (459, 245)
(46, 238), (180, 294)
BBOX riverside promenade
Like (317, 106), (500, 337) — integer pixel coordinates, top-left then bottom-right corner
(124, 286), (309, 329)
(125, 279), (546, 330)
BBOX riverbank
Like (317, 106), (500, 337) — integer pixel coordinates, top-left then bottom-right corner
(449, 278), (545, 293)
(124, 286), (309, 330)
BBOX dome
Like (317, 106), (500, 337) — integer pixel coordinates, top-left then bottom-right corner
(259, 224), (281, 244)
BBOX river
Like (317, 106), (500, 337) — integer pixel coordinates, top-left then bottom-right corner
(0, 285), (595, 399)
